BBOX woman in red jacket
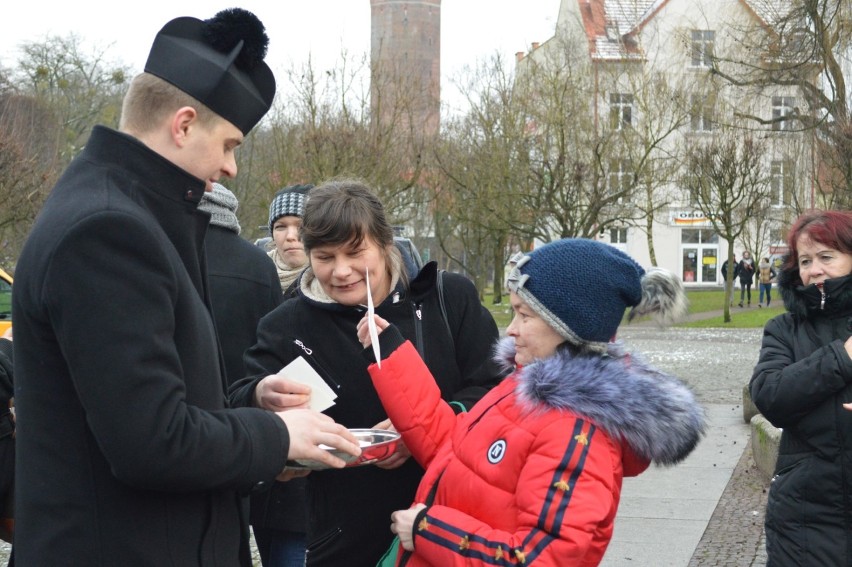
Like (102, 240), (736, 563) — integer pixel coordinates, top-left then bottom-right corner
(358, 238), (706, 566)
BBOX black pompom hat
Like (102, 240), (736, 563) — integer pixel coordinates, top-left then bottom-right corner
(144, 8), (276, 135)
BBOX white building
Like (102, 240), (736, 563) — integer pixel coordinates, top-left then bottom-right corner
(517, 0), (811, 285)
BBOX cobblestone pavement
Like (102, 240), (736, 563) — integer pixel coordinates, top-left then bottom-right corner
(618, 325), (769, 566)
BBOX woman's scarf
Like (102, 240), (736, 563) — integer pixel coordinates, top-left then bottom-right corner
(268, 248), (305, 292)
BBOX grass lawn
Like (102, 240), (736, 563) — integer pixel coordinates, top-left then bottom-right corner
(483, 288), (783, 329)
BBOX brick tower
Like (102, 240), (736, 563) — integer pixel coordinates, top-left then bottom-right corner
(370, 0), (441, 137)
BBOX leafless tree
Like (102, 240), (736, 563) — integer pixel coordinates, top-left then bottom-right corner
(683, 133), (772, 321)
(712, 0), (852, 207)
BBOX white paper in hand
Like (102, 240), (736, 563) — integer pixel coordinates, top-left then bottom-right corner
(366, 267), (381, 368)
(277, 356), (337, 412)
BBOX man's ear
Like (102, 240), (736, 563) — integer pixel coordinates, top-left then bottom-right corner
(170, 106), (198, 148)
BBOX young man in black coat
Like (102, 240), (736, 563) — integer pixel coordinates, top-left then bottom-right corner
(11, 9), (358, 566)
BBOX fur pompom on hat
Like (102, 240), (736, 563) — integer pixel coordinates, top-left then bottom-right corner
(268, 184), (313, 233)
(198, 183), (241, 234)
(507, 239), (688, 352)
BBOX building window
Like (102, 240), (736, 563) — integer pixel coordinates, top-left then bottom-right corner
(609, 159), (633, 200)
(690, 94), (715, 132)
(610, 227), (628, 244)
(772, 96), (796, 131)
(770, 159), (794, 205)
(609, 93), (633, 130)
(691, 30), (715, 67)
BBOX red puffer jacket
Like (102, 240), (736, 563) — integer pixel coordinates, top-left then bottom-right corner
(368, 328), (705, 566)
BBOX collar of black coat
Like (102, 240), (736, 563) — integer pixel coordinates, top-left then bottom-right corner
(84, 126), (208, 206)
(779, 268), (852, 319)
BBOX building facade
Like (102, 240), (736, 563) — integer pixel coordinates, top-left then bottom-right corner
(518, 0), (812, 285)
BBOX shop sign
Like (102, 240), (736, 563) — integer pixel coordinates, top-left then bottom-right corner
(671, 211), (714, 226)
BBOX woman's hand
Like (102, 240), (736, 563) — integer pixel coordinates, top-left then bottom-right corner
(356, 313), (390, 348)
(372, 418), (411, 469)
(391, 504), (427, 551)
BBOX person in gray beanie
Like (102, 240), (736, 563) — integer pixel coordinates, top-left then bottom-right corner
(268, 184), (313, 294)
(357, 237), (705, 565)
(201, 183), (307, 567)
(198, 183), (283, 383)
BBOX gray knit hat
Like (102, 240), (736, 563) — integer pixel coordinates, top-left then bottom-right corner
(198, 183), (241, 234)
(268, 184), (313, 233)
(507, 238), (688, 352)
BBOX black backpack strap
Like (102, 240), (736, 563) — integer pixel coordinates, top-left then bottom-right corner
(436, 270), (455, 358)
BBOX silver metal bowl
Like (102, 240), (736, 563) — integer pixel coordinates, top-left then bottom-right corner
(288, 428), (401, 470)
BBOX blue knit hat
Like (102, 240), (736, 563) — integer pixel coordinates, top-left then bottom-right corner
(507, 239), (687, 352)
(268, 184), (313, 233)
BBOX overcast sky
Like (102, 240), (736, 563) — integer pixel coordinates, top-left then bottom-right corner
(1, 1), (561, 110)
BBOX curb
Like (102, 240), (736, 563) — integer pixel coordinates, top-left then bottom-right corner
(742, 384), (759, 423)
(750, 414), (780, 482)
(743, 383), (780, 482)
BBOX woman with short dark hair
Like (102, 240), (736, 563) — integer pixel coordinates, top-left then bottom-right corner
(230, 179), (504, 567)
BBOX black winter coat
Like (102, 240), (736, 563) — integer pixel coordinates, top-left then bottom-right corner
(12, 127), (290, 566)
(230, 261), (505, 567)
(204, 225), (307, 534)
(750, 266), (852, 565)
(738, 258), (755, 285)
(205, 225), (283, 384)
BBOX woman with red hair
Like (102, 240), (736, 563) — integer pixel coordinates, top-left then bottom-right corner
(751, 209), (852, 565)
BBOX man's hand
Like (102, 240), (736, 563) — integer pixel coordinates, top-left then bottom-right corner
(276, 409), (361, 469)
(391, 504), (427, 551)
(255, 374), (311, 411)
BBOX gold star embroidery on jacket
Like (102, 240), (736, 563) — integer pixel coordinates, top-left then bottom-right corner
(514, 549), (527, 563)
(495, 546), (504, 560)
(553, 480), (570, 491)
(417, 517), (429, 532)
(574, 432), (589, 445)
(459, 535), (470, 551)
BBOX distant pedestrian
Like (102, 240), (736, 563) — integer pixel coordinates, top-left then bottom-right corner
(358, 238), (705, 565)
(751, 209), (852, 565)
(757, 257), (776, 307)
(721, 254), (740, 306)
(737, 251), (755, 306)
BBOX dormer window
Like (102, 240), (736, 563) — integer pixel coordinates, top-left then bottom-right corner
(691, 30), (715, 67)
(605, 19), (620, 42)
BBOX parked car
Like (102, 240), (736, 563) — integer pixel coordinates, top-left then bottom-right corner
(0, 269), (11, 336)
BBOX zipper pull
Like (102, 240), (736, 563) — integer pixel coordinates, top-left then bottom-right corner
(294, 340), (313, 355)
(416, 307), (422, 320)
(817, 282), (826, 310)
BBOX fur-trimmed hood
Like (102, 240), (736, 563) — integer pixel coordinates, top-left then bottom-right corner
(494, 337), (705, 465)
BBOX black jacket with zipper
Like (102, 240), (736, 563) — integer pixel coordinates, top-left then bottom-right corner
(750, 265), (852, 565)
(229, 261), (504, 567)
